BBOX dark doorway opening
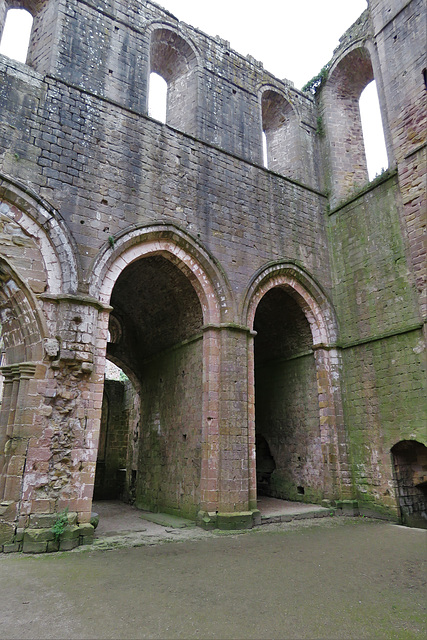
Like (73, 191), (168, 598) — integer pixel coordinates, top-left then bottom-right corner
(94, 362), (138, 502)
(254, 287), (323, 504)
(392, 440), (427, 529)
(94, 255), (204, 519)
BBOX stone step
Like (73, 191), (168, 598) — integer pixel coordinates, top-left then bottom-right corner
(139, 511), (196, 529)
(260, 507), (333, 525)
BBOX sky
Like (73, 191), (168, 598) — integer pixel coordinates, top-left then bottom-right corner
(0, 1), (388, 176)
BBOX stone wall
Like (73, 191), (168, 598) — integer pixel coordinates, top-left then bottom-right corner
(0, 0), (425, 548)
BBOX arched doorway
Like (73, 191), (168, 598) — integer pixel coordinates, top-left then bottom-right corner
(94, 254), (205, 519)
(94, 360), (140, 503)
(244, 264), (346, 510)
(392, 440), (427, 529)
(253, 287), (322, 503)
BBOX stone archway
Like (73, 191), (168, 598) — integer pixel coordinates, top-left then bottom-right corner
(0, 259), (46, 533)
(243, 263), (348, 509)
(89, 226), (232, 519)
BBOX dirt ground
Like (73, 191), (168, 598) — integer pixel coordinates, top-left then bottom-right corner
(0, 517), (425, 640)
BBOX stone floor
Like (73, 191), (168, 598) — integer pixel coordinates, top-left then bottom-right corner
(1, 517), (425, 639)
(92, 496), (331, 539)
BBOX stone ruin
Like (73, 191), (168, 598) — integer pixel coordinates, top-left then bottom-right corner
(0, 0), (425, 552)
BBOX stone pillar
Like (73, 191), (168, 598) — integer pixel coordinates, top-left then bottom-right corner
(0, 363), (37, 522)
(200, 326), (221, 513)
(313, 346), (351, 500)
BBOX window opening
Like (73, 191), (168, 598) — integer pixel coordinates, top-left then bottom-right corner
(262, 131), (268, 169)
(148, 72), (167, 124)
(0, 9), (33, 64)
(261, 89), (298, 178)
(359, 80), (388, 180)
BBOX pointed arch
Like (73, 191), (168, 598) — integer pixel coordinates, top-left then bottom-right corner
(243, 262), (338, 345)
(0, 255), (47, 363)
(89, 223), (234, 325)
(89, 224), (235, 516)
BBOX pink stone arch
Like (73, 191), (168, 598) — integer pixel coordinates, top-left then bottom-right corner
(90, 229), (225, 325)
(244, 263), (337, 345)
(243, 263), (349, 505)
(89, 226), (232, 514)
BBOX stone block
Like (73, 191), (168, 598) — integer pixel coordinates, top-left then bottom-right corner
(29, 513), (57, 528)
(14, 527), (25, 542)
(60, 525), (80, 540)
(59, 538), (79, 551)
(216, 512), (254, 530)
(22, 539), (47, 554)
(2, 542), (21, 553)
(0, 521), (15, 546)
(0, 501), (17, 520)
(23, 528), (54, 543)
(67, 512), (78, 526)
(78, 523), (94, 537)
(47, 540), (60, 552)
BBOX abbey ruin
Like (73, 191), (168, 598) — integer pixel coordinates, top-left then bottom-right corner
(0, 0), (425, 552)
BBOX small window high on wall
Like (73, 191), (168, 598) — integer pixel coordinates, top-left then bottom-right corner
(149, 28), (198, 135)
(0, 9), (33, 63)
(359, 80), (388, 180)
(148, 72), (167, 123)
(261, 89), (300, 180)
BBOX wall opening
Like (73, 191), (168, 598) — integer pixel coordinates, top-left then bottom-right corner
(262, 131), (268, 168)
(100, 254), (204, 519)
(359, 80), (388, 179)
(149, 28), (198, 135)
(94, 360), (138, 502)
(148, 72), (167, 123)
(0, 8), (33, 63)
(323, 47), (386, 204)
(261, 89), (299, 178)
(253, 287), (323, 504)
(391, 440), (427, 529)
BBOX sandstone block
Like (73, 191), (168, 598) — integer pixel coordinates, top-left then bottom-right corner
(0, 521), (15, 546)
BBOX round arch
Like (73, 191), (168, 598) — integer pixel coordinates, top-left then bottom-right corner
(89, 223), (234, 324)
(147, 22), (201, 79)
(243, 262), (347, 507)
(243, 261), (338, 345)
(0, 174), (79, 294)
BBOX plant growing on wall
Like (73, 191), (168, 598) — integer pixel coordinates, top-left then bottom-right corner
(52, 508), (69, 542)
(302, 64), (330, 96)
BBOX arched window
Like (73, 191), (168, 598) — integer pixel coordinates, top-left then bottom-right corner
(0, 8), (33, 63)
(321, 47), (392, 205)
(149, 28), (198, 135)
(148, 72), (167, 123)
(359, 80), (388, 179)
(261, 89), (300, 180)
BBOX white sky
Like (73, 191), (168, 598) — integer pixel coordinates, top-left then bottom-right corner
(0, 1), (388, 177)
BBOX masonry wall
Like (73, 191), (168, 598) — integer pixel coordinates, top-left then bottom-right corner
(136, 339), (203, 520)
(0, 0), (425, 545)
(256, 354), (321, 503)
(327, 174), (426, 515)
